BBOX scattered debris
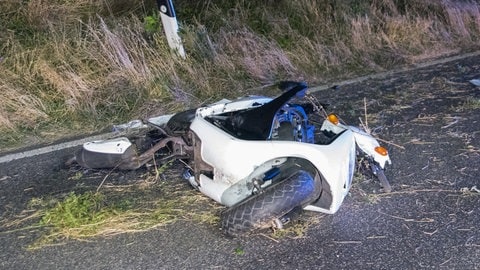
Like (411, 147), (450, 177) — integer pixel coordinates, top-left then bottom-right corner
(441, 116), (462, 129)
(112, 120), (148, 132)
(333, 240), (362, 244)
(460, 186), (479, 193)
(469, 79), (480, 87)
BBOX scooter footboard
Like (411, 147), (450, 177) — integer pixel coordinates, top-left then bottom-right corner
(75, 145), (137, 169)
(74, 137), (138, 169)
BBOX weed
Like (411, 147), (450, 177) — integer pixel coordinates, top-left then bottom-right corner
(40, 191), (109, 231)
(456, 97), (480, 111)
(363, 194), (381, 204)
(69, 171), (84, 181)
(23, 180), (220, 249)
(144, 13), (161, 35)
(234, 246), (245, 255)
(156, 159), (175, 176)
(271, 213), (322, 239)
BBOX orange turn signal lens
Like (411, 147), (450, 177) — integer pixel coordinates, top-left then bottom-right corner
(375, 146), (388, 156)
(327, 113), (339, 125)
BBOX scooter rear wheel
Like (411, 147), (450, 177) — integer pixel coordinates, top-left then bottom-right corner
(221, 170), (320, 236)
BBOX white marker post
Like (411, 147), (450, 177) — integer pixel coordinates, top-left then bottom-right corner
(157, 0), (186, 58)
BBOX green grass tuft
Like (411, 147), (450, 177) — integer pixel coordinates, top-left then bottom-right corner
(40, 192), (107, 229)
(24, 180), (219, 249)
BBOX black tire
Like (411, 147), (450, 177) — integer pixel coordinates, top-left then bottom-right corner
(221, 170), (320, 236)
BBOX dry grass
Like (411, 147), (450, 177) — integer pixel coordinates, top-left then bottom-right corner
(270, 212), (324, 240)
(1, 0), (480, 149)
(2, 178), (220, 250)
(456, 97), (480, 111)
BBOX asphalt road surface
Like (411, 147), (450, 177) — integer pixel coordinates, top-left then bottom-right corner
(1, 53), (479, 269)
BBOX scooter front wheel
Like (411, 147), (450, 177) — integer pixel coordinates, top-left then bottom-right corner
(220, 170), (320, 236)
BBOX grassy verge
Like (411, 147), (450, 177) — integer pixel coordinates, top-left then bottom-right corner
(1, 0), (479, 151)
(12, 177), (220, 249)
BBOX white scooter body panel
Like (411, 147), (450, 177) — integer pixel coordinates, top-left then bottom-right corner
(348, 126), (392, 169)
(196, 96), (272, 117)
(83, 137), (132, 154)
(190, 116), (356, 214)
(321, 120), (392, 169)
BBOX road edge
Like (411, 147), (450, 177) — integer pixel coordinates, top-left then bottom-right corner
(1, 50), (479, 164)
(309, 50), (480, 92)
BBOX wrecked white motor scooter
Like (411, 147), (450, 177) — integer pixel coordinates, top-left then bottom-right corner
(70, 81), (392, 236)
